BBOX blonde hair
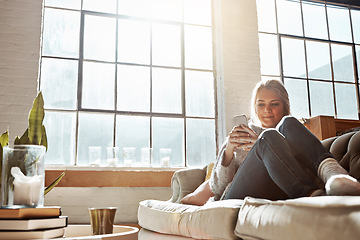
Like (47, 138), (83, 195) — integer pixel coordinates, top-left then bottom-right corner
(250, 79), (290, 125)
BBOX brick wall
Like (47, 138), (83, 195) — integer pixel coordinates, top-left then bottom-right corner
(0, 0), (43, 139)
(219, 0), (261, 138)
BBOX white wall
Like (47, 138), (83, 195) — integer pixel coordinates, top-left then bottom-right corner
(0, 0), (260, 223)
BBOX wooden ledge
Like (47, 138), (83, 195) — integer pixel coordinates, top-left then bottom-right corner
(304, 115), (360, 140)
(45, 169), (176, 188)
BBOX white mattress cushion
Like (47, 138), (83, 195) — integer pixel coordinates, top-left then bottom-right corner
(235, 196), (360, 240)
(138, 199), (244, 240)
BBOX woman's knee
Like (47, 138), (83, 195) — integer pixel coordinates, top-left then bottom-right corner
(276, 116), (298, 129)
(257, 129), (289, 155)
(259, 129), (284, 144)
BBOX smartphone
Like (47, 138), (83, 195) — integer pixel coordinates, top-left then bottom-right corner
(233, 114), (248, 127)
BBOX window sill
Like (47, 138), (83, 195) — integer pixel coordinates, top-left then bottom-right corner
(45, 166), (184, 188)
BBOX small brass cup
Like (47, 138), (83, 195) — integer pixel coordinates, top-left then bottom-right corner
(88, 207), (117, 235)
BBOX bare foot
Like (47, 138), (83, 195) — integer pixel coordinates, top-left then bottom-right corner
(325, 175), (360, 196)
(180, 180), (214, 206)
(180, 192), (208, 206)
(309, 189), (326, 197)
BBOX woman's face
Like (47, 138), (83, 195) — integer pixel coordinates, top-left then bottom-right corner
(255, 88), (285, 128)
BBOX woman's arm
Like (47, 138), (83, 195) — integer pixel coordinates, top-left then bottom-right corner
(209, 143), (240, 200)
(211, 124), (260, 200)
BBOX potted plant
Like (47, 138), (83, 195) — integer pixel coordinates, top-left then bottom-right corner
(0, 92), (65, 207)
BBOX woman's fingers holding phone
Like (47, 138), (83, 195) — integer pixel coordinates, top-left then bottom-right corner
(231, 125), (258, 151)
(237, 124), (257, 137)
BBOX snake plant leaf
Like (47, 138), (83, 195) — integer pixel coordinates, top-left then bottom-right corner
(0, 130), (9, 148)
(40, 125), (48, 151)
(28, 92), (45, 145)
(14, 136), (20, 145)
(0, 130), (9, 185)
(44, 171), (66, 196)
(15, 128), (31, 145)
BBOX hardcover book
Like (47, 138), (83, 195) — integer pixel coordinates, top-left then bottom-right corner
(0, 216), (67, 230)
(0, 227), (65, 239)
(0, 206), (61, 219)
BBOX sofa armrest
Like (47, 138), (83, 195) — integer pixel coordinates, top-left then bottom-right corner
(169, 168), (206, 203)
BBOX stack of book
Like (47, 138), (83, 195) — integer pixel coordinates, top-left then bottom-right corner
(0, 206), (67, 239)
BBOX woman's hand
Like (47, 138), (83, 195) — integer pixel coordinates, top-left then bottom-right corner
(235, 124), (258, 151)
(222, 124), (258, 167)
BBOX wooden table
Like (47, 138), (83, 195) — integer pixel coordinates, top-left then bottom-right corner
(60, 225), (139, 240)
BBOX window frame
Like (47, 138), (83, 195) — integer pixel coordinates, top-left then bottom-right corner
(257, 0), (360, 120)
(39, 1), (219, 167)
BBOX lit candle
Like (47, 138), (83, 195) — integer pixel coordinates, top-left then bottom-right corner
(90, 158), (101, 167)
(161, 157), (170, 167)
(124, 159), (132, 167)
(106, 158), (118, 167)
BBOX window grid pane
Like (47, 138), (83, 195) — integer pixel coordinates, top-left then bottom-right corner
(306, 41), (331, 80)
(117, 65), (150, 112)
(42, 8), (80, 58)
(309, 81), (335, 117)
(83, 15), (116, 62)
(152, 68), (182, 114)
(41, 1), (216, 167)
(351, 9), (360, 44)
(284, 78), (310, 118)
(152, 117), (184, 167)
(302, 2), (328, 40)
(43, 111), (77, 165)
(258, 33), (280, 76)
(335, 83), (359, 119)
(77, 113), (114, 166)
(256, 0), (277, 33)
(186, 118), (216, 167)
(115, 115), (150, 166)
(281, 37), (306, 78)
(331, 44), (355, 83)
(40, 58), (78, 110)
(327, 4), (352, 43)
(82, 62), (115, 110)
(276, 0), (303, 36)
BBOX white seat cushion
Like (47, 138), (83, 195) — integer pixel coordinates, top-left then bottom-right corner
(138, 228), (195, 240)
(138, 199), (243, 240)
(235, 196), (360, 240)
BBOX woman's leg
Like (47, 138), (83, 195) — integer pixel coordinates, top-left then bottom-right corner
(275, 116), (332, 170)
(277, 116), (360, 195)
(225, 129), (320, 200)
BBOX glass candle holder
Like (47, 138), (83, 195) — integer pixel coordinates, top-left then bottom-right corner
(141, 147), (152, 166)
(89, 146), (101, 167)
(1, 145), (46, 207)
(123, 147), (135, 167)
(159, 148), (171, 167)
(106, 147), (119, 167)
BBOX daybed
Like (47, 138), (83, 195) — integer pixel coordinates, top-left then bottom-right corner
(138, 130), (360, 240)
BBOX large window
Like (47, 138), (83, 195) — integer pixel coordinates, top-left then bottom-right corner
(40, 0), (217, 168)
(257, 0), (360, 120)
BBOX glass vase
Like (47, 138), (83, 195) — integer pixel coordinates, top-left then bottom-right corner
(1, 145), (46, 207)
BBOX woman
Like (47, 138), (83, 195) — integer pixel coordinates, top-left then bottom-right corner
(181, 79), (360, 205)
